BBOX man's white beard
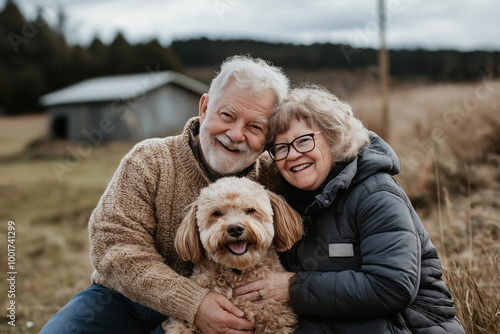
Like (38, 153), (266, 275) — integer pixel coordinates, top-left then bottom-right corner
(198, 123), (262, 176)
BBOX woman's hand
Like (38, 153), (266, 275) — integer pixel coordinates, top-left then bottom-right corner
(233, 272), (296, 303)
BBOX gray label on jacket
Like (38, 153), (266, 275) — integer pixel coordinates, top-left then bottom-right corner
(329, 243), (354, 257)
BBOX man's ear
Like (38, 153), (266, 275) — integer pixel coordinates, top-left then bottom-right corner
(199, 93), (209, 121)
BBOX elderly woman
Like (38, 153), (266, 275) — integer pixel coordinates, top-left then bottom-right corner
(234, 85), (465, 333)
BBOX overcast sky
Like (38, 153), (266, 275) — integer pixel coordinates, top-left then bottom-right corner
(3, 0), (500, 51)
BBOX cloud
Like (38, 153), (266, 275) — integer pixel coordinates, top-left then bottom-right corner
(2, 0), (500, 50)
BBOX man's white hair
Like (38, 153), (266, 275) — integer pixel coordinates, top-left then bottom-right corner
(207, 55), (289, 112)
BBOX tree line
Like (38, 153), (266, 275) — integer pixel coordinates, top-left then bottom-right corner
(171, 38), (500, 82)
(1, 0), (499, 115)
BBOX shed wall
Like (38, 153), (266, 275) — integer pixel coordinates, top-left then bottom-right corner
(48, 83), (202, 142)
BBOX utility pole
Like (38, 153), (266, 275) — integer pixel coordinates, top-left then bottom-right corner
(378, 0), (390, 142)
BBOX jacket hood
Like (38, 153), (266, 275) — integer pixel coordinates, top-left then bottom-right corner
(313, 131), (400, 209)
(354, 131), (400, 183)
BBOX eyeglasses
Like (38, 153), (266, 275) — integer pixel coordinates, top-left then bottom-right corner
(268, 132), (322, 161)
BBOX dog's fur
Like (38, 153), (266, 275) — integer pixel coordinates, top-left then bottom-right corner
(163, 177), (303, 334)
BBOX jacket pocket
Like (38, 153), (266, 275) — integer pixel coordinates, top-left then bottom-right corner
(297, 236), (361, 272)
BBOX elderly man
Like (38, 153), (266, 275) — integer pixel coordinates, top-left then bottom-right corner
(40, 55), (290, 334)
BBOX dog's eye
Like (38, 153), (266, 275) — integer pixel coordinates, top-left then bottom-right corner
(246, 208), (256, 214)
(212, 210), (223, 217)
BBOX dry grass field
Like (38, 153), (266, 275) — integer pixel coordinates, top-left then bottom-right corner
(0, 80), (499, 333)
(351, 80), (500, 334)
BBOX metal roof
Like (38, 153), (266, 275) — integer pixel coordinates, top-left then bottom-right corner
(39, 71), (208, 107)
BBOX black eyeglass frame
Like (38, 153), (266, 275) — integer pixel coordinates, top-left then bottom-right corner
(268, 131), (322, 161)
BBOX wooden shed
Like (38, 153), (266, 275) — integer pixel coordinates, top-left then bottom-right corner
(39, 71), (208, 142)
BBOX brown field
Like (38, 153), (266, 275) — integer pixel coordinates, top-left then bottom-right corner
(0, 80), (499, 333)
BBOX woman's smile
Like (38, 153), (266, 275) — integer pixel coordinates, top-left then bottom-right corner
(290, 163), (313, 172)
(274, 118), (333, 191)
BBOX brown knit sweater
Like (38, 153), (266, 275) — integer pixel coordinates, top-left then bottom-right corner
(88, 117), (278, 324)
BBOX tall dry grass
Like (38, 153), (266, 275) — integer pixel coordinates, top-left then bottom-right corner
(351, 79), (500, 333)
(437, 164), (499, 334)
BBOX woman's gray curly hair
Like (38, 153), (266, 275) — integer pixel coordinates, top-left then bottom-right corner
(269, 84), (370, 163)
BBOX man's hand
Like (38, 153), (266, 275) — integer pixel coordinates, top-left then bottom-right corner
(195, 292), (255, 333)
(233, 272), (295, 303)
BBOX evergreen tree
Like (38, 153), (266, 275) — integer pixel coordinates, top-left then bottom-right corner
(135, 38), (182, 73)
(105, 31), (136, 74)
(87, 36), (108, 77)
(0, 0), (27, 57)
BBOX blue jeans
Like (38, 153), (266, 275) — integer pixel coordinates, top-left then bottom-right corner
(40, 284), (168, 334)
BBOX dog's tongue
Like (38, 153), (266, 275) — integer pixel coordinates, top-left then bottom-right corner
(228, 241), (248, 255)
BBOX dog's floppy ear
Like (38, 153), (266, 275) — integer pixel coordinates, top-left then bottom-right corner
(175, 202), (204, 263)
(267, 190), (304, 252)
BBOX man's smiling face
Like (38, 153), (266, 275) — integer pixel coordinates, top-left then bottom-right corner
(197, 81), (275, 176)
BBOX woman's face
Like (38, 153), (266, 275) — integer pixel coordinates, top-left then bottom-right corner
(273, 118), (334, 191)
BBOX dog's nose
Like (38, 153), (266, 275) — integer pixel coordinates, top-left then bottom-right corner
(227, 223), (244, 237)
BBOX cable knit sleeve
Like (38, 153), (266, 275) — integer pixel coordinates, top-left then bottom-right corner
(88, 139), (209, 324)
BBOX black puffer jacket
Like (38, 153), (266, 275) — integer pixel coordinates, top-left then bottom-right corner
(280, 132), (465, 334)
